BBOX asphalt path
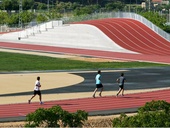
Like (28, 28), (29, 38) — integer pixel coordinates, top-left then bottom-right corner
(1, 67), (170, 97)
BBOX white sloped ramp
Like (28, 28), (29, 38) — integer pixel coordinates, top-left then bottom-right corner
(0, 20), (136, 54)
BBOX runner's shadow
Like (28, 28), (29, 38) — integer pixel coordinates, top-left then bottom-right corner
(120, 96), (157, 99)
(44, 103), (78, 106)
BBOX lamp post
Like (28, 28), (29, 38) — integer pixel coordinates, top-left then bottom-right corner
(96, 0), (98, 5)
(19, 0), (22, 29)
(47, 0), (49, 16)
(129, 0), (131, 12)
(18, 0), (22, 40)
(148, 0), (151, 11)
(169, 9), (170, 22)
(136, 0), (137, 13)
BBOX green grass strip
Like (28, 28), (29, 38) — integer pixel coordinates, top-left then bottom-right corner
(0, 52), (168, 71)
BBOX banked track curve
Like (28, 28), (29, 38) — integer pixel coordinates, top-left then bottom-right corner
(76, 18), (170, 56)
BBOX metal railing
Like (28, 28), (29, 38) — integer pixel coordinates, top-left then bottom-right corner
(18, 20), (63, 40)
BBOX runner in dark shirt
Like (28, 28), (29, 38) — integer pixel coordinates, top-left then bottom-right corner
(116, 73), (126, 97)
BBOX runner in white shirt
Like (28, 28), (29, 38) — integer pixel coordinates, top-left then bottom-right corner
(28, 76), (43, 104)
(34, 79), (41, 91)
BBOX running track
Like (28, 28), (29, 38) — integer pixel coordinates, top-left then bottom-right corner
(0, 18), (170, 121)
(1, 89), (170, 121)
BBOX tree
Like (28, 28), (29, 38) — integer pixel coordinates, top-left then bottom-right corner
(105, 1), (125, 11)
(139, 11), (167, 30)
(5, 11), (34, 27)
(21, 11), (35, 24)
(37, 2), (47, 10)
(36, 13), (48, 23)
(6, 13), (18, 27)
(1, 0), (16, 13)
(22, 0), (34, 10)
(0, 12), (8, 24)
(73, 4), (99, 16)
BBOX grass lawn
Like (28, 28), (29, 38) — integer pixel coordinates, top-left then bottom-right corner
(0, 51), (169, 71)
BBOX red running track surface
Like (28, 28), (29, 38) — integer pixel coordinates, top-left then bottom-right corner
(0, 89), (170, 119)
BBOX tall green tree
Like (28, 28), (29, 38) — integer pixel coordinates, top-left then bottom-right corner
(0, 12), (8, 24)
(139, 11), (167, 30)
(1, 0), (18, 13)
(22, 0), (34, 10)
(74, 4), (99, 16)
(36, 13), (48, 23)
(105, 1), (125, 11)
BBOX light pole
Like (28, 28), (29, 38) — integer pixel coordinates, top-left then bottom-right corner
(19, 0), (22, 28)
(18, 0), (22, 40)
(96, 0), (98, 5)
(169, 9), (170, 22)
(148, 0), (151, 11)
(129, 0), (131, 12)
(47, 0), (49, 16)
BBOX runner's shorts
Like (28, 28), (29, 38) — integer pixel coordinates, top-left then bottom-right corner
(96, 84), (103, 88)
(119, 85), (124, 89)
(34, 90), (41, 95)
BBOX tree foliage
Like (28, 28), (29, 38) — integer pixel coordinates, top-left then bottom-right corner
(0, 0), (169, 33)
(73, 4), (100, 16)
(36, 13), (48, 23)
(0, 0), (18, 13)
(22, 0), (34, 10)
(0, 12), (8, 24)
(139, 11), (167, 29)
(6, 11), (34, 27)
(105, 1), (125, 11)
(112, 100), (170, 127)
(25, 105), (88, 127)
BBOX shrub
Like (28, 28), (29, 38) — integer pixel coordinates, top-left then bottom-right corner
(25, 105), (88, 127)
(112, 100), (170, 127)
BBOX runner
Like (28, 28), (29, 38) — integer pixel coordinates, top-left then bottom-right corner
(116, 73), (126, 97)
(28, 76), (43, 104)
(92, 70), (104, 98)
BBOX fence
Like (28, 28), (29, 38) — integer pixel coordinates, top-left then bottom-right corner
(18, 20), (63, 40)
